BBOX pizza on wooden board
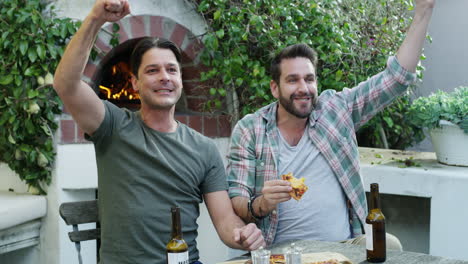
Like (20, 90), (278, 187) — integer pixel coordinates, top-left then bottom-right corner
(281, 172), (308, 200)
(244, 255), (342, 264)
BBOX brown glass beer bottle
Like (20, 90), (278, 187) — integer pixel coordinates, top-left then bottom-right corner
(365, 183), (386, 262)
(166, 206), (189, 264)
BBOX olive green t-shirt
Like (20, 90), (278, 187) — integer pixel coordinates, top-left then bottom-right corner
(88, 101), (227, 264)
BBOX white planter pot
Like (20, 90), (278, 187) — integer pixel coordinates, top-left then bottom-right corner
(429, 120), (468, 166)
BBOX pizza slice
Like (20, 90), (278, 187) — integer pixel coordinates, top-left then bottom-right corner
(306, 260), (341, 264)
(281, 172), (308, 201)
(270, 254), (285, 264)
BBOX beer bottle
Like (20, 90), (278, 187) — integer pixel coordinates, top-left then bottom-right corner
(365, 183), (386, 263)
(166, 206), (189, 264)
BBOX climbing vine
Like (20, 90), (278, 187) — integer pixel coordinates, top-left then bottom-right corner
(0, 0), (80, 193)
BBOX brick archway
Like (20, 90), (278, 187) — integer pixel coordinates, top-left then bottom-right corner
(57, 15), (231, 142)
(82, 15), (204, 86)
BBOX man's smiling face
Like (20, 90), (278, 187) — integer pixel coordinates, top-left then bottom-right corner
(132, 47), (182, 110)
(272, 57), (318, 119)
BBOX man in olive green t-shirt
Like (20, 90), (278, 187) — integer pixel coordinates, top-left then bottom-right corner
(53, 0), (265, 263)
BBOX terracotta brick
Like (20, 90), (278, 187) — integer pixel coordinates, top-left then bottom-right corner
(182, 64), (209, 80)
(186, 97), (207, 112)
(188, 115), (203, 134)
(175, 114), (188, 125)
(95, 37), (112, 54)
(76, 126), (91, 143)
(61, 104), (70, 115)
(183, 39), (204, 61)
(203, 116), (218, 137)
(181, 53), (193, 65)
(182, 81), (196, 96)
(60, 119), (76, 144)
(218, 115), (232, 137)
(129, 15), (145, 39)
(170, 24), (189, 48)
(150, 16), (164, 37)
(183, 81), (210, 97)
(83, 62), (97, 81)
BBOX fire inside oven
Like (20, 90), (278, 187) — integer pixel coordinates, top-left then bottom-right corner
(93, 38), (142, 110)
(98, 61), (138, 101)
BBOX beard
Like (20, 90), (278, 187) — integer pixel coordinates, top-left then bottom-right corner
(278, 91), (317, 119)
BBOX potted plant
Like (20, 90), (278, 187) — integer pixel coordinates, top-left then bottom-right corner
(409, 86), (468, 166)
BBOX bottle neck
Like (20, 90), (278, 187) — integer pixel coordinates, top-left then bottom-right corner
(369, 184), (381, 210)
(171, 207), (183, 239)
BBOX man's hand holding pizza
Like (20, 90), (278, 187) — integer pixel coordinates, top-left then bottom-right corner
(257, 180), (293, 214)
(251, 173), (308, 219)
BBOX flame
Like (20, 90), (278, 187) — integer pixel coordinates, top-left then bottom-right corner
(98, 62), (140, 101)
(99, 85), (112, 99)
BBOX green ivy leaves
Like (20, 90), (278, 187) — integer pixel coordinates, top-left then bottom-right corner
(0, 0), (80, 193)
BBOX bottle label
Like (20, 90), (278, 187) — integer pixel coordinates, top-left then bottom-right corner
(365, 223), (373, 251)
(167, 252), (189, 264)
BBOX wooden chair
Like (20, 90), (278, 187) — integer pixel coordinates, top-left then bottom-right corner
(59, 200), (100, 264)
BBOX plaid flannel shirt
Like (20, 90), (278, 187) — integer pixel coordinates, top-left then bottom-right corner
(227, 56), (416, 246)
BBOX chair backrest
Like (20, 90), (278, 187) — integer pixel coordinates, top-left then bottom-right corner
(59, 200), (100, 242)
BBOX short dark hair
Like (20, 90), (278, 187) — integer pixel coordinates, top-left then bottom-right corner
(130, 37), (182, 78)
(270, 43), (318, 84)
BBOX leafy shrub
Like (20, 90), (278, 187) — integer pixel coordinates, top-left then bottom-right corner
(409, 86), (468, 133)
(0, 0), (80, 193)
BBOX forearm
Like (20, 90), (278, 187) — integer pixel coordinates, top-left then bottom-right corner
(216, 213), (248, 249)
(232, 195), (270, 223)
(205, 191), (264, 251)
(396, 5), (434, 72)
(232, 196), (254, 223)
(54, 15), (104, 94)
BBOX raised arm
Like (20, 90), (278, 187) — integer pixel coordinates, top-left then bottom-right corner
(53, 0), (130, 135)
(396, 0), (435, 72)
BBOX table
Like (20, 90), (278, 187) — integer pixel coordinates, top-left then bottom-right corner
(359, 147), (468, 260)
(221, 239), (468, 264)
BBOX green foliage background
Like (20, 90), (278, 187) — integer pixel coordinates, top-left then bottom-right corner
(197, 0), (425, 149)
(0, 0), (79, 193)
(409, 86), (468, 133)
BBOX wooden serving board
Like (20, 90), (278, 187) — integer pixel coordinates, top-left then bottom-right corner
(218, 252), (353, 264)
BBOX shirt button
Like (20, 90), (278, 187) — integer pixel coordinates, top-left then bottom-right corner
(260, 162), (265, 166)
(272, 210), (277, 215)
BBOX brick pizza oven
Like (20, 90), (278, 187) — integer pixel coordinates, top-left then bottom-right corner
(59, 14), (231, 144)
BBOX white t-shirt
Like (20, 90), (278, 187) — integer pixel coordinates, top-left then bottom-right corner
(273, 127), (351, 243)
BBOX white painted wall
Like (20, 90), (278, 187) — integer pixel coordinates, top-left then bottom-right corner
(0, 167), (37, 264)
(419, 0), (468, 98)
(411, 0), (468, 152)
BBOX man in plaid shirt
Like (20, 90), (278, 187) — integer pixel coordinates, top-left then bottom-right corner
(227, 0), (435, 247)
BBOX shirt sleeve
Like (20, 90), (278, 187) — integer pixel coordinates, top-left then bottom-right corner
(200, 139), (229, 194)
(226, 116), (257, 199)
(339, 56), (417, 130)
(85, 100), (124, 150)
